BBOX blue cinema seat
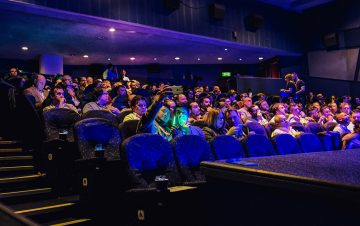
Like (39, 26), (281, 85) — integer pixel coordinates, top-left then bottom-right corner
(243, 134), (277, 157)
(210, 135), (246, 160)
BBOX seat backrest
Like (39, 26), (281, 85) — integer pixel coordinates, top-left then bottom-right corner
(297, 133), (324, 153)
(121, 134), (177, 188)
(43, 108), (81, 142)
(82, 110), (117, 124)
(245, 121), (268, 136)
(116, 109), (133, 124)
(243, 134), (277, 157)
(272, 134), (302, 155)
(323, 121), (338, 131)
(74, 118), (121, 160)
(327, 131), (341, 150)
(171, 135), (214, 184)
(118, 119), (139, 141)
(210, 135), (246, 160)
(290, 123), (306, 133)
(305, 122), (324, 134)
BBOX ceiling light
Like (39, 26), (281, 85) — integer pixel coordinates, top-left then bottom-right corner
(239, 58), (242, 61)
(107, 58), (111, 61)
(175, 57), (180, 60)
(259, 57), (264, 60)
(83, 55), (89, 58)
(197, 58), (201, 61)
(154, 58), (157, 61)
(224, 48), (228, 51)
(21, 46), (28, 51)
(217, 57), (223, 61)
(130, 57), (136, 61)
(109, 27), (116, 32)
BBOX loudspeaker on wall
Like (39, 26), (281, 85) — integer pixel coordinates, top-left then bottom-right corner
(209, 3), (225, 20)
(244, 13), (263, 32)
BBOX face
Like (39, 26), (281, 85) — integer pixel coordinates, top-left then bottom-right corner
(178, 94), (188, 105)
(187, 91), (194, 99)
(260, 101), (269, 111)
(167, 100), (176, 113)
(329, 103), (337, 113)
(53, 88), (64, 103)
(175, 107), (189, 127)
(290, 105), (300, 115)
(351, 112), (360, 123)
(215, 112), (225, 130)
(122, 69), (127, 76)
(338, 113), (350, 125)
(87, 77), (94, 85)
(224, 98), (231, 107)
(312, 102), (321, 111)
(243, 97), (252, 108)
(202, 98), (211, 108)
(213, 86), (221, 95)
(341, 104), (351, 115)
(80, 77), (87, 87)
(322, 108), (331, 117)
(35, 75), (46, 90)
(10, 68), (17, 77)
(277, 104), (286, 115)
(226, 110), (240, 127)
(134, 100), (147, 116)
(63, 75), (72, 86)
(157, 107), (171, 124)
(278, 115), (289, 127)
(98, 91), (109, 105)
(190, 102), (200, 116)
(117, 87), (127, 96)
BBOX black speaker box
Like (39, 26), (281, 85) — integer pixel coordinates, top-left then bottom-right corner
(147, 63), (161, 74)
(163, 0), (180, 12)
(209, 3), (225, 20)
(244, 13), (263, 32)
(322, 32), (339, 50)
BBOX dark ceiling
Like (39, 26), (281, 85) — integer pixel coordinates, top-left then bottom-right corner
(0, 1), (304, 66)
(257, 0), (335, 12)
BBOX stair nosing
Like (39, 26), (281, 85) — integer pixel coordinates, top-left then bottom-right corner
(0, 173), (45, 183)
(50, 218), (91, 226)
(15, 202), (76, 215)
(0, 187), (52, 198)
(0, 148), (23, 153)
(0, 166), (34, 172)
(0, 156), (33, 160)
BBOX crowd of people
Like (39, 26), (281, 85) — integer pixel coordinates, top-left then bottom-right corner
(2, 67), (360, 149)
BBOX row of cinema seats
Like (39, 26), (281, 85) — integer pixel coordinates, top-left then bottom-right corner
(39, 108), (343, 224)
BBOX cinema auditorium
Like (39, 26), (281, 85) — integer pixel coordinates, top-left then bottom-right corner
(1, 0), (360, 225)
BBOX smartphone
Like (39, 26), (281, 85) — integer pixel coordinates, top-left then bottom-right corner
(168, 86), (183, 95)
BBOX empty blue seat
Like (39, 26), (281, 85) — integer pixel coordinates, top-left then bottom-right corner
(272, 134), (302, 155)
(171, 135), (214, 184)
(210, 135), (246, 160)
(75, 118), (121, 160)
(243, 134), (277, 157)
(43, 108), (81, 142)
(297, 133), (324, 153)
(82, 110), (117, 125)
(121, 133), (177, 188)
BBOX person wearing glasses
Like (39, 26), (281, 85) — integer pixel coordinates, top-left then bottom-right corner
(123, 95), (148, 122)
(42, 86), (78, 112)
(82, 87), (120, 115)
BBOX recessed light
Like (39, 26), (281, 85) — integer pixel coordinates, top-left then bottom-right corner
(83, 55), (89, 58)
(224, 48), (228, 51)
(197, 58), (201, 61)
(239, 58), (242, 61)
(109, 27), (116, 32)
(217, 57), (223, 61)
(175, 57), (180, 60)
(154, 58), (157, 61)
(21, 46), (28, 51)
(130, 57), (135, 61)
(259, 57), (264, 60)
(107, 58), (111, 61)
